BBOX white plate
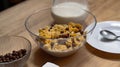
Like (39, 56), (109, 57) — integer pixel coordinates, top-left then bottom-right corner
(86, 21), (120, 54)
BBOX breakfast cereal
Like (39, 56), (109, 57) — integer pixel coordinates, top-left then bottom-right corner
(39, 22), (85, 52)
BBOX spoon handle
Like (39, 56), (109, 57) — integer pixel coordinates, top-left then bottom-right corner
(116, 36), (120, 40)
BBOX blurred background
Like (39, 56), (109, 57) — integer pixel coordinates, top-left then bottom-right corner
(0, 0), (25, 11)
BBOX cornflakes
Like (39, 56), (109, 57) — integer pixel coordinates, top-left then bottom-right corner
(39, 22), (85, 52)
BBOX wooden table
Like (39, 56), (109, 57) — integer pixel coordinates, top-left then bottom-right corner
(0, 0), (120, 67)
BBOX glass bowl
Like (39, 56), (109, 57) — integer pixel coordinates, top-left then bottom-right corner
(0, 36), (31, 67)
(25, 8), (97, 57)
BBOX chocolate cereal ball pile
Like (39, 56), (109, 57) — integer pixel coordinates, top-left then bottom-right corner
(0, 49), (26, 63)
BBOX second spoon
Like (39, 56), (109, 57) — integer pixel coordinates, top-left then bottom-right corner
(100, 30), (120, 40)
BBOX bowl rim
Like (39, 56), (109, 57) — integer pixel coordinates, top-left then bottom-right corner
(0, 36), (31, 64)
(25, 7), (97, 39)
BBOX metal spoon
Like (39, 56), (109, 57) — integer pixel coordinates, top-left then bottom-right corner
(100, 30), (120, 40)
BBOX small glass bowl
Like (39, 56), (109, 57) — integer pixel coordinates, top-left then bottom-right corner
(25, 8), (97, 57)
(0, 36), (31, 67)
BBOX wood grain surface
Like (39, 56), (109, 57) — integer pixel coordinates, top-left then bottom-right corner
(0, 0), (120, 67)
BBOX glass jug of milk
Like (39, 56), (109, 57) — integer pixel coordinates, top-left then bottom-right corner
(51, 0), (89, 24)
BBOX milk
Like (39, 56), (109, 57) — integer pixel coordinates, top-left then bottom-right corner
(52, 2), (88, 24)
